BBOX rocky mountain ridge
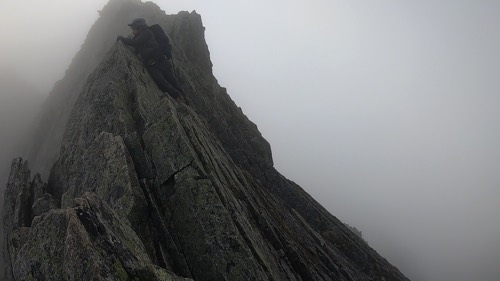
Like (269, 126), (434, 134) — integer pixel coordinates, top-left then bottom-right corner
(3, 0), (409, 280)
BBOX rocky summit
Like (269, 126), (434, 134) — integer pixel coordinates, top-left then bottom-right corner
(3, 0), (409, 280)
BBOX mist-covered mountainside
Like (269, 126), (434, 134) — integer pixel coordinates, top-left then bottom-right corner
(0, 70), (45, 278)
(3, 0), (409, 280)
(0, 70), (44, 184)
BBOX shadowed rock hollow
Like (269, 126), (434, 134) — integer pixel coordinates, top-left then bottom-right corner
(3, 0), (409, 280)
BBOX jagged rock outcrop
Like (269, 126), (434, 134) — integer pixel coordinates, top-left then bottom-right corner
(4, 159), (188, 280)
(3, 0), (409, 280)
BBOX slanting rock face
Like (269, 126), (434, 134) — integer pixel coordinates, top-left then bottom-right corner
(3, 0), (409, 280)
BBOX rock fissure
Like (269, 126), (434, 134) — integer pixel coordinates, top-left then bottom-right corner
(139, 179), (193, 278)
(160, 161), (193, 187)
(229, 212), (278, 281)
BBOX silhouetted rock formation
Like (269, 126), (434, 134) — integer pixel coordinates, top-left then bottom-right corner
(3, 0), (409, 280)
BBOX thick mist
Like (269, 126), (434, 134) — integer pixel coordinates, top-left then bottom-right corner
(0, 0), (109, 179)
(0, 72), (43, 178)
(0, 64), (45, 278)
(1, 1), (500, 280)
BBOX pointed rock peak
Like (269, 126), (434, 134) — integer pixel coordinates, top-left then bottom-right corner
(3, 1), (409, 280)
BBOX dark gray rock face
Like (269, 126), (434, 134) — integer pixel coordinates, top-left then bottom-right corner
(4, 161), (188, 280)
(3, 0), (409, 280)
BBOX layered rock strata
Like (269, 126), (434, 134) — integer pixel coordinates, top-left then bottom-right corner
(3, 0), (409, 280)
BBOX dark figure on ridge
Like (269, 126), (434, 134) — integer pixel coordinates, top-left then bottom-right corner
(117, 18), (187, 103)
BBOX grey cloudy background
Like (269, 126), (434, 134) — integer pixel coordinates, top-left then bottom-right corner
(1, 0), (500, 280)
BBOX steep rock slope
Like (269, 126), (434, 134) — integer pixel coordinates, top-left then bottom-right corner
(4, 0), (409, 280)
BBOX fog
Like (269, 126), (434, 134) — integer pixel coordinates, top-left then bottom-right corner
(1, 0), (500, 280)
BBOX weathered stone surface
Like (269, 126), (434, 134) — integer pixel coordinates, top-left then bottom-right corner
(3, 0), (410, 280)
(13, 192), (189, 281)
(31, 193), (58, 217)
(3, 158), (31, 281)
(30, 173), (46, 202)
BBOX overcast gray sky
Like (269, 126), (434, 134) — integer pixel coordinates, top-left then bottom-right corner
(1, 1), (500, 280)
